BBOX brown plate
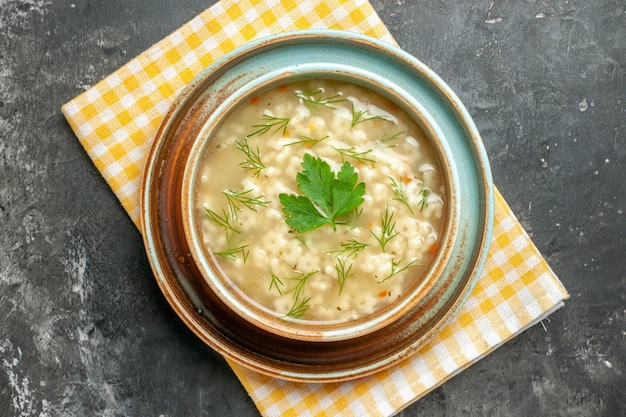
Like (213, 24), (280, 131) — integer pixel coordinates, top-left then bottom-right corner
(140, 30), (494, 382)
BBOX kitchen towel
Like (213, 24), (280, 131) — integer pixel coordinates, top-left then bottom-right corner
(61, 1), (569, 415)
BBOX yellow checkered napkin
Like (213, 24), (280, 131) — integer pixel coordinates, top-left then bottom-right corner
(61, 1), (569, 415)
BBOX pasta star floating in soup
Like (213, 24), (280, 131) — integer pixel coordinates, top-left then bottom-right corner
(195, 80), (445, 321)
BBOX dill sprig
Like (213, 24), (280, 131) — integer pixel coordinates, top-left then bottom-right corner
(215, 245), (249, 263)
(418, 188), (430, 212)
(284, 270), (318, 301)
(285, 297), (311, 318)
(284, 135), (329, 148)
(349, 102), (394, 127)
(389, 176), (415, 215)
(332, 146), (377, 164)
(380, 130), (404, 144)
(269, 273), (285, 295)
(223, 189), (270, 220)
(326, 238), (370, 259)
(370, 206), (399, 252)
(378, 258), (420, 283)
(295, 89), (347, 108)
(235, 138), (265, 177)
(334, 257), (353, 295)
(246, 114), (291, 138)
(268, 270), (319, 317)
(203, 207), (239, 233)
(273, 270), (318, 319)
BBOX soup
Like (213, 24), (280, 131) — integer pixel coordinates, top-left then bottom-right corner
(195, 79), (445, 322)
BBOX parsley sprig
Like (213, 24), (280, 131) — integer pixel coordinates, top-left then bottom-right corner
(279, 154), (365, 233)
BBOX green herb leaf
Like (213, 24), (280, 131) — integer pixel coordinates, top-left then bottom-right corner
(332, 146), (377, 165)
(235, 138), (265, 177)
(215, 245), (249, 263)
(279, 154), (365, 233)
(349, 101), (394, 127)
(389, 176), (414, 215)
(334, 257), (353, 295)
(295, 89), (347, 109)
(418, 188), (430, 212)
(285, 296), (311, 318)
(269, 273), (285, 295)
(370, 206), (399, 252)
(278, 193), (333, 232)
(326, 238), (370, 259)
(246, 114), (290, 138)
(223, 188), (270, 220)
(204, 207), (239, 233)
(378, 258), (421, 283)
(284, 135), (329, 148)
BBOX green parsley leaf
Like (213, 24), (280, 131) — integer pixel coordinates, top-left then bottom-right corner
(279, 154), (365, 232)
(278, 193), (333, 232)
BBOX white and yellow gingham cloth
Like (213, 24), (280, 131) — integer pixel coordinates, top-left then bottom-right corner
(61, 1), (569, 415)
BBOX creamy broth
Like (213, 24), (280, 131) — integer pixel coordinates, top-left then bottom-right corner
(195, 80), (445, 322)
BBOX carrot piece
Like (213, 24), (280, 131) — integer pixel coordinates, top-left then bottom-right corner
(250, 96), (259, 104)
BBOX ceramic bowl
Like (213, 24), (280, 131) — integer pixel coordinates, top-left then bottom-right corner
(140, 30), (494, 382)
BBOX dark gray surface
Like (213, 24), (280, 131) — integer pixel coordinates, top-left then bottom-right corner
(0, 0), (624, 415)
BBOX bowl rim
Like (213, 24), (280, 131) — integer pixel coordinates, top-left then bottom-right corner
(140, 29), (494, 382)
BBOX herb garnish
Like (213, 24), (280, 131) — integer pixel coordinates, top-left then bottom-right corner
(235, 138), (265, 177)
(332, 146), (377, 164)
(279, 154), (365, 233)
(349, 102), (394, 127)
(380, 130), (404, 144)
(286, 297), (311, 318)
(418, 188), (430, 212)
(371, 206), (399, 252)
(284, 135), (329, 148)
(269, 273), (285, 295)
(334, 258), (353, 295)
(215, 245), (249, 263)
(204, 207), (239, 233)
(223, 189), (270, 220)
(389, 176), (414, 215)
(269, 270), (318, 318)
(378, 258), (420, 283)
(326, 238), (370, 259)
(246, 114), (290, 138)
(295, 89), (347, 108)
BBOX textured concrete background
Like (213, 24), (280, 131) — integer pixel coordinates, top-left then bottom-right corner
(0, 0), (624, 416)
